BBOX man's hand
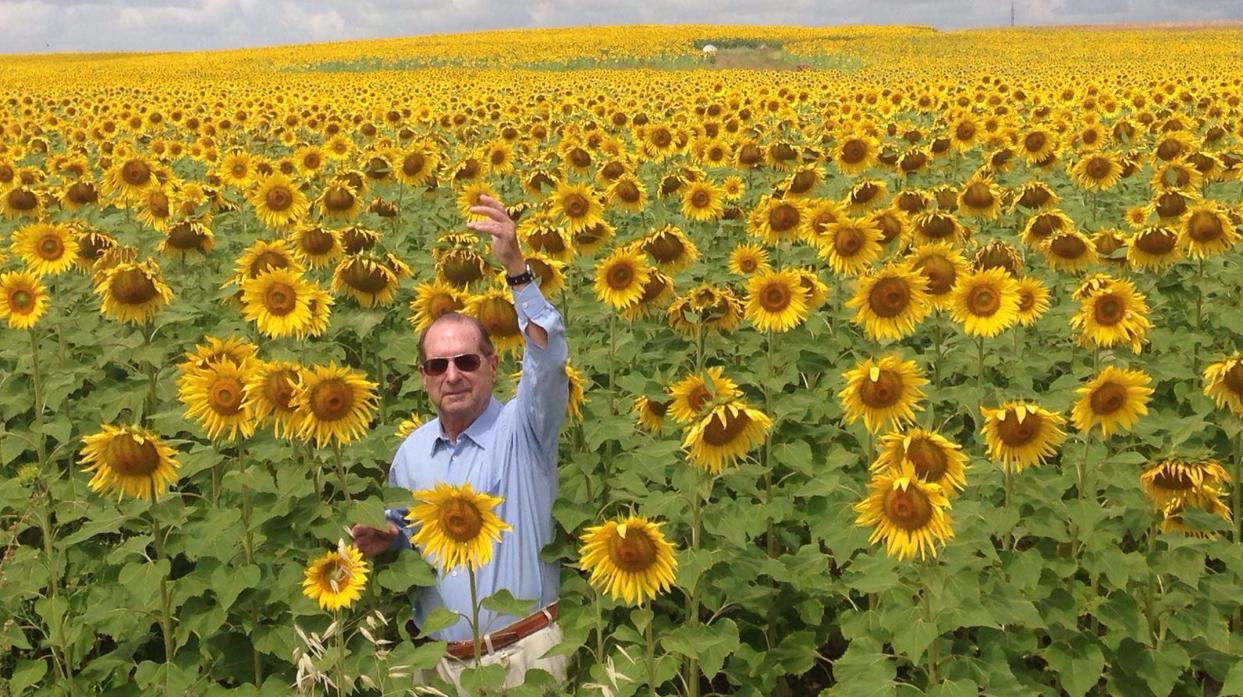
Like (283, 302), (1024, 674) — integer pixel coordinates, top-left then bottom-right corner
(350, 521), (400, 558)
(467, 194), (526, 276)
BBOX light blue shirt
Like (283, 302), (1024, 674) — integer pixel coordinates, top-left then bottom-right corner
(385, 282), (568, 642)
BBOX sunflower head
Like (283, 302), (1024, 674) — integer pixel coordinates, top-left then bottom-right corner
(0, 271), (50, 330)
(980, 402), (1067, 473)
(853, 461), (954, 561)
(579, 516), (678, 606)
(302, 541), (369, 612)
(79, 424), (181, 501)
(839, 355), (928, 434)
(407, 482), (512, 573)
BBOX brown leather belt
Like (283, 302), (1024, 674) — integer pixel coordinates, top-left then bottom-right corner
(407, 602), (558, 660)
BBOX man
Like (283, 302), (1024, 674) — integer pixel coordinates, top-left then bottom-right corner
(351, 194), (569, 691)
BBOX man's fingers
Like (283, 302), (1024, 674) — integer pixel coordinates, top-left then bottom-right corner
(466, 220), (506, 237)
(468, 204), (510, 224)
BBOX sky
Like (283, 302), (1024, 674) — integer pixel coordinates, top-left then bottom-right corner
(0, 0), (1238, 54)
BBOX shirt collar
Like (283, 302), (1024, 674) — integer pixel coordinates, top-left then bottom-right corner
(431, 397), (501, 453)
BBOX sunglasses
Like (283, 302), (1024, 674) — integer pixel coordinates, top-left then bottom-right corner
(420, 353), (484, 376)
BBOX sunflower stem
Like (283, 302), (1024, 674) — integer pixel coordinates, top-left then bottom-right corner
(1194, 258), (1205, 373)
(1144, 517), (1160, 645)
(594, 590), (605, 664)
(29, 329), (48, 471)
(644, 604), (658, 697)
(151, 516), (176, 669)
(333, 609), (346, 697)
(920, 575), (940, 686)
(975, 335), (985, 402)
(1233, 429), (1242, 545)
(333, 444), (353, 504)
(37, 479), (76, 695)
(468, 567), (483, 672)
(685, 470), (704, 697)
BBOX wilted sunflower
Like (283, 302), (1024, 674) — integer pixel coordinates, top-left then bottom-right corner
(980, 402), (1067, 473)
(871, 428), (968, 496)
(682, 400), (773, 473)
(11, 222), (78, 276)
(79, 424), (181, 501)
(1042, 230), (1099, 273)
(910, 211), (967, 246)
(1127, 225), (1182, 271)
(0, 271), (50, 329)
(579, 516), (678, 606)
(744, 268), (810, 333)
(1013, 277), (1050, 326)
(285, 225), (342, 268)
(408, 280), (466, 332)
(1012, 181), (1059, 212)
(1179, 202), (1239, 259)
(853, 460), (954, 561)
(1158, 496), (1233, 538)
(315, 182), (361, 222)
(1069, 277), (1151, 353)
(160, 220), (214, 261)
(839, 355), (928, 434)
(593, 246), (651, 311)
(302, 541), (369, 612)
(621, 270), (674, 320)
(908, 242), (969, 310)
(466, 286), (523, 356)
(408, 482), (511, 573)
(95, 259), (174, 325)
(332, 254), (400, 308)
(1020, 209), (1074, 249)
(73, 229), (119, 269)
(1140, 457), (1232, 510)
(1071, 366), (1154, 437)
(244, 360), (305, 439)
(668, 366), (740, 424)
(1203, 356), (1243, 415)
(292, 362), (379, 448)
(640, 225), (699, 272)
(728, 242), (770, 275)
(847, 264), (932, 342)
(819, 217), (884, 276)
(949, 267), (1020, 338)
(179, 359), (256, 442)
(634, 395), (671, 433)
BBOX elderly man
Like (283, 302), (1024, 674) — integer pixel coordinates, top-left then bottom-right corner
(351, 194), (569, 691)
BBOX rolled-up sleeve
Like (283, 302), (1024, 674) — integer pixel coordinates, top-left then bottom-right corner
(511, 282), (569, 452)
(384, 455), (415, 552)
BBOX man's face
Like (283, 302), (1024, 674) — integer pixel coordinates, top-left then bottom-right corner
(419, 319), (498, 425)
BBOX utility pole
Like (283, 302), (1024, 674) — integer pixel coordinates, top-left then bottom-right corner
(1010, 1), (1015, 26)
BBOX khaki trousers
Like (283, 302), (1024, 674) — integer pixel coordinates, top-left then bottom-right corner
(420, 623), (568, 696)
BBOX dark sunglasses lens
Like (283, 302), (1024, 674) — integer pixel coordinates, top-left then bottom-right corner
(423, 358), (449, 375)
(454, 354), (482, 372)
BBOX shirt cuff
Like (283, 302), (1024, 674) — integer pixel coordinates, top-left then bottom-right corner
(385, 508), (412, 552)
(511, 281), (556, 330)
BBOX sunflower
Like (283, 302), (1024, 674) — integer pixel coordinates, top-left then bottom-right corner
(1070, 278), (1151, 353)
(579, 516), (678, 606)
(59, 178), (99, 212)
(79, 424), (181, 501)
(134, 187), (173, 232)
(435, 248), (490, 288)
(979, 402), (1067, 473)
(95, 259), (174, 325)
(11, 222), (78, 276)
(177, 336), (258, 379)
(159, 220), (214, 261)
(1017, 128), (1057, 164)
(455, 181), (500, 223)
(395, 144), (439, 187)
(728, 243), (770, 275)
(286, 225), (342, 268)
(249, 172), (308, 231)
(682, 400), (772, 473)
(668, 366), (741, 424)
(1012, 181), (1059, 212)
(910, 211), (967, 246)
(956, 175), (1002, 220)
(744, 268), (810, 333)
(819, 217), (884, 276)
(218, 150), (255, 189)
(332, 254), (400, 308)
(1140, 458), (1232, 510)
(525, 253), (567, 298)
(234, 238), (304, 281)
(845, 179), (888, 214)
(1014, 277), (1051, 326)
(1158, 496), (1233, 538)
(680, 180), (724, 222)
(834, 132), (880, 175)
(606, 175), (648, 213)
(721, 175), (746, 201)
(908, 242), (969, 310)
(549, 181), (604, 235)
(621, 270), (674, 320)
(1179, 202), (1239, 259)
(847, 264), (932, 342)
(634, 395), (671, 433)
(407, 482), (511, 573)
(1072, 366), (1155, 437)
(315, 182), (361, 222)
(395, 411), (425, 440)
(573, 220), (616, 256)
(1202, 356), (1243, 415)
(949, 267), (1020, 339)
(1093, 229), (1129, 265)
(748, 196), (805, 245)
(667, 285), (744, 337)
(293, 144), (328, 178)
(302, 541), (369, 612)
(794, 268), (830, 312)
(292, 362), (379, 448)
(0, 271), (50, 329)
(179, 359), (256, 442)
(1126, 225), (1182, 271)
(1042, 230), (1100, 273)
(640, 225), (699, 272)
(408, 280), (466, 332)
(467, 286), (524, 356)
(102, 157), (158, 202)
(245, 360), (304, 439)
(839, 355), (928, 434)
(304, 286), (335, 338)
(594, 246), (651, 311)
(872, 428), (968, 496)
(853, 460), (954, 561)
(1068, 152), (1123, 190)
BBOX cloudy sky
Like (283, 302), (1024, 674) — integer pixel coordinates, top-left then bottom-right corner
(0, 0), (1238, 54)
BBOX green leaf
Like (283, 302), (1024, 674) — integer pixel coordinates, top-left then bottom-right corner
(1136, 643), (1189, 697)
(889, 618), (938, 663)
(418, 607), (460, 636)
(831, 636), (895, 697)
(8, 659), (48, 695)
(659, 618), (739, 678)
(118, 558), (170, 612)
(842, 552), (900, 594)
(376, 552), (437, 591)
(928, 679), (979, 697)
(1045, 637), (1105, 697)
(459, 663), (507, 693)
(480, 588), (537, 617)
(211, 563), (259, 613)
(1221, 659), (1243, 696)
(385, 639), (447, 672)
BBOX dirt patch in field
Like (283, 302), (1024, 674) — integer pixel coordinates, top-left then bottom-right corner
(703, 46), (806, 70)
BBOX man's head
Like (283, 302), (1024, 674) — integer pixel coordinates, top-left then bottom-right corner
(417, 313), (498, 427)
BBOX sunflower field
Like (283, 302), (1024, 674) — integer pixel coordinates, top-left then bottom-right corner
(2, 22), (1243, 697)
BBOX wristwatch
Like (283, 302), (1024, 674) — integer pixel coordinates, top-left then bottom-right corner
(505, 263), (535, 287)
